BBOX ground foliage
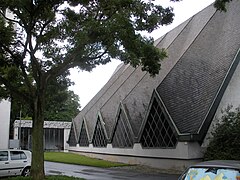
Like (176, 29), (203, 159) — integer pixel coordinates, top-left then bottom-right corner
(204, 105), (240, 160)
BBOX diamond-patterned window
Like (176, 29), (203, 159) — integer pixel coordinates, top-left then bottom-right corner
(140, 98), (177, 148)
(68, 125), (77, 146)
(92, 117), (107, 147)
(78, 121), (89, 147)
(112, 109), (134, 148)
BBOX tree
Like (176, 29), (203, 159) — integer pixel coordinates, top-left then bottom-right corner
(9, 71), (80, 140)
(214, 0), (233, 11)
(11, 73), (80, 122)
(204, 106), (240, 160)
(44, 88), (80, 121)
(0, 0), (179, 179)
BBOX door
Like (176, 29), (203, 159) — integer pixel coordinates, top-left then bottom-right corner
(9, 151), (28, 176)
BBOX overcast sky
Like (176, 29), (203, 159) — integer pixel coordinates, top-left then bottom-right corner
(69, 0), (215, 109)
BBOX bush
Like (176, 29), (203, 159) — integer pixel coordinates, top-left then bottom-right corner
(204, 105), (240, 160)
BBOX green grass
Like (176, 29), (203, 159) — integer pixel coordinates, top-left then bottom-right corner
(7, 175), (84, 180)
(44, 152), (129, 168)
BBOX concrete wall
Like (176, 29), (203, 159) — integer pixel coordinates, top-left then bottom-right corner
(69, 141), (203, 171)
(72, 150), (201, 173)
(0, 100), (11, 149)
(64, 128), (70, 151)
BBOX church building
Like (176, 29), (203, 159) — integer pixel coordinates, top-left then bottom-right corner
(68, 1), (240, 171)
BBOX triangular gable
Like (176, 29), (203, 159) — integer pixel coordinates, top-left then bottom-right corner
(111, 102), (135, 148)
(139, 90), (178, 148)
(78, 119), (90, 147)
(68, 121), (77, 146)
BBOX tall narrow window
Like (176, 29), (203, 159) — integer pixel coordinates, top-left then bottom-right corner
(68, 125), (77, 146)
(92, 117), (107, 147)
(140, 98), (177, 148)
(78, 121), (89, 147)
(112, 109), (133, 148)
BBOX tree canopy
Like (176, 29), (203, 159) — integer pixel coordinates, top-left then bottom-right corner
(214, 0), (233, 11)
(11, 73), (80, 122)
(0, 0), (180, 179)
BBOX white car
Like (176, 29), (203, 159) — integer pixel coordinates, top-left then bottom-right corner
(0, 149), (31, 177)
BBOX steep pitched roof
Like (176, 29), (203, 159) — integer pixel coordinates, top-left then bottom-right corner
(71, 1), (240, 143)
(157, 0), (240, 140)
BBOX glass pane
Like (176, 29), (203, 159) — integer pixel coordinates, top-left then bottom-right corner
(92, 118), (107, 147)
(112, 109), (134, 148)
(68, 125), (77, 146)
(79, 121), (89, 147)
(20, 151), (27, 159)
(10, 151), (26, 160)
(0, 151), (8, 161)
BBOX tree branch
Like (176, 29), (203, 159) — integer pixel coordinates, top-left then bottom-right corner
(45, 46), (109, 82)
(34, 19), (52, 53)
(6, 9), (27, 28)
(18, 39), (30, 59)
(0, 10), (19, 24)
(0, 42), (35, 97)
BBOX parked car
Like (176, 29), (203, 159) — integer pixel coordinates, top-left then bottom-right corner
(0, 149), (31, 177)
(178, 160), (240, 180)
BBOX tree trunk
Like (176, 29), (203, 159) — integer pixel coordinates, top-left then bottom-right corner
(31, 91), (45, 179)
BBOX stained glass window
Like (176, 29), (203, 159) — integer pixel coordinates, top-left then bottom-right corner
(112, 109), (134, 148)
(92, 117), (107, 147)
(140, 98), (177, 148)
(79, 121), (89, 147)
(68, 125), (77, 146)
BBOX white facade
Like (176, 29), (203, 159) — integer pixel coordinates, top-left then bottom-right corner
(0, 100), (11, 149)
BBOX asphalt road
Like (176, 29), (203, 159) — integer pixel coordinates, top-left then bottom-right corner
(45, 161), (179, 180)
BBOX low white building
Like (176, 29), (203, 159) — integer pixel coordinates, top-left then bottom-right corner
(14, 120), (71, 151)
(0, 100), (11, 149)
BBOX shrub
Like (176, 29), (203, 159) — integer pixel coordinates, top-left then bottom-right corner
(204, 105), (240, 160)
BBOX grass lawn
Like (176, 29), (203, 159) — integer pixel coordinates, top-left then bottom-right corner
(44, 152), (129, 168)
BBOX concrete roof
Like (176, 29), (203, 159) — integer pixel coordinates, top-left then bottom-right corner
(71, 1), (240, 143)
(14, 120), (71, 129)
